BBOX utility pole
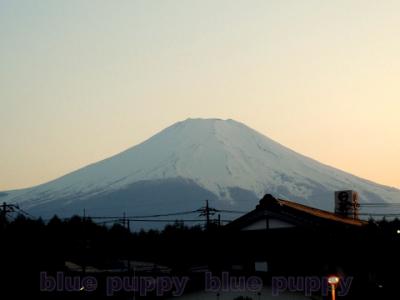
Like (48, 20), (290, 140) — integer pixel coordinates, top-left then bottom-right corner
(122, 212), (131, 272)
(82, 208), (87, 274)
(206, 200), (210, 229)
(1, 202), (18, 221)
(199, 200), (217, 230)
(122, 212), (128, 229)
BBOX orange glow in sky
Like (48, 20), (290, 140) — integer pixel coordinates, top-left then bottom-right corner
(0, 1), (399, 190)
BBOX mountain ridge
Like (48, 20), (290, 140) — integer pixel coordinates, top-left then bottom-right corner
(2, 118), (399, 219)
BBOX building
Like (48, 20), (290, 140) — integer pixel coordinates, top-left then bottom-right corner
(227, 193), (366, 231)
(220, 194), (368, 276)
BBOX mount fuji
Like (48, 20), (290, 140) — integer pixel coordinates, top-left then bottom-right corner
(1, 118), (399, 221)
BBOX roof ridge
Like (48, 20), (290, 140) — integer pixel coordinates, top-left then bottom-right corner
(276, 198), (367, 226)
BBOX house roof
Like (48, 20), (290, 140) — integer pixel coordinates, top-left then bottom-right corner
(226, 194), (368, 230)
(276, 198), (367, 226)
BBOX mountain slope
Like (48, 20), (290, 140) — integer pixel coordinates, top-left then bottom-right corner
(1, 118), (399, 219)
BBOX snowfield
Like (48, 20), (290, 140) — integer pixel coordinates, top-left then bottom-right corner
(1, 118), (399, 219)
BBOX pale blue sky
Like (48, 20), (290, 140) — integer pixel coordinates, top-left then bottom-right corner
(1, 0), (399, 190)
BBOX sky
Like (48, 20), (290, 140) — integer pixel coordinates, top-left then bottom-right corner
(1, 0), (399, 191)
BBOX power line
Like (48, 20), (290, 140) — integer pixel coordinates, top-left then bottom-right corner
(124, 218), (232, 223)
(129, 210), (200, 218)
(16, 207), (37, 219)
(5, 212), (15, 221)
(217, 209), (247, 214)
(90, 218), (233, 227)
(360, 203), (400, 207)
(359, 213), (400, 217)
(88, 210), (201, 220)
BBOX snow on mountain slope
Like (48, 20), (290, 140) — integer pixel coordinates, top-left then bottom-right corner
(1, 118), (399, 217)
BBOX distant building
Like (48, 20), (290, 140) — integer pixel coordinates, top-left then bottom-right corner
(222, 194), (368, 275)
(227, 193), (366, 231)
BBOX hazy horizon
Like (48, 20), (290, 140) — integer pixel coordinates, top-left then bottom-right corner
(1, 1), (399, 190)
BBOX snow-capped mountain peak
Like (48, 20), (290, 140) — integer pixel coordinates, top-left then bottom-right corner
(1, 118), (399, 218)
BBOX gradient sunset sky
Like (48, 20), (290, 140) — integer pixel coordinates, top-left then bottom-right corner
(1, 0), (399, 191)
